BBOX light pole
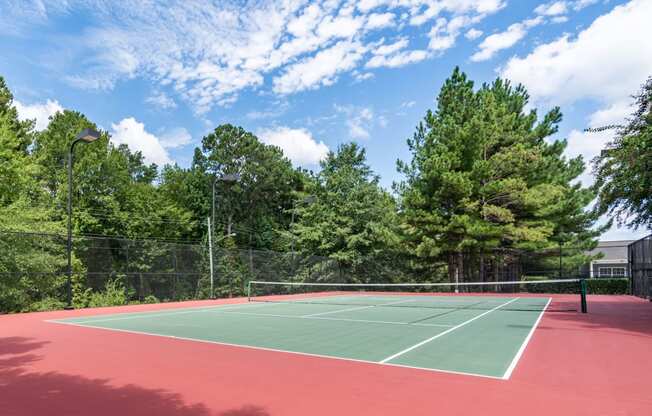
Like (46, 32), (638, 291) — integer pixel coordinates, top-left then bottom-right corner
(66, 128), (101, 309)
(290, 195), (316, 255)
(207, 229), (236, 299)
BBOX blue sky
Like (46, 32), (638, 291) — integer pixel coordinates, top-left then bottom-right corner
(1, 0), (650, 241)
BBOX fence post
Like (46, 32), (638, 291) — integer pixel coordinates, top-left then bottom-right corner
(207, 217), (214, 299)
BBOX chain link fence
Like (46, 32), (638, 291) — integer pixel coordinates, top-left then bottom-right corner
(629, 234), (652, 300)
(1, 230), (614, 313)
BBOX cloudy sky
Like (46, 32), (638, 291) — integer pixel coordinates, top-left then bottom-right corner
(2, 0), (650, 240)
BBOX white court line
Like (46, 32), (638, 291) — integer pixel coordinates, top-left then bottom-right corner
(47, 301), (277, 325)
(302, 298), (418, 317)
(47, 319), (504, 380)
(379, 297), (520, 363)
(501, 297), (551, 380)
(221, 310), (454, 328)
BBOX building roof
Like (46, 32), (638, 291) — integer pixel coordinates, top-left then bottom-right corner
(589, 240), (633, 260)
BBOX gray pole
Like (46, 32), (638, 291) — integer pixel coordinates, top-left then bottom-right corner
(66, 141), (76, 309)
(212, 178), (218, 234)
(290, 199), (297, 255)
(207, 217), (214, 299)
(559, 241), (563, 279)
(65, 129), (100, 310)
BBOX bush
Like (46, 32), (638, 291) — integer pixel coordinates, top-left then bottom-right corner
(143, 295), (159, 304)
(27, 297), (67, 312)
(519, 276), (629, 295)
(76, 279), (128, 308)
(586, 278), (629, 295)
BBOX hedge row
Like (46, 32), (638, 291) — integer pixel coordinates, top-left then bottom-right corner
(586, 278), (629, 295)
(519, 277), (629, 294)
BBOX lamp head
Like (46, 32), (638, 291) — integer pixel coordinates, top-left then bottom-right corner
(76, 128), (101, 143)
(220, 173), (241, 183)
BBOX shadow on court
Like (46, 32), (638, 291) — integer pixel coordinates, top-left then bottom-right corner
(538, 295), (652, 337)
(0, 337), (270, 416)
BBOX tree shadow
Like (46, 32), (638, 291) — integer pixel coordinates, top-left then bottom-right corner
(540, 296), (652, 337)
(0, 337), (269, 416)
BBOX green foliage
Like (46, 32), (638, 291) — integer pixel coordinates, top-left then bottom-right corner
(519, 277), (628, 295)
(397, 67), (602, 281)
(143, 295), (159, 304)
(214, 238), (250, 297)
(27, 297), (67, 312)
(0, 69), (633, 313)
(192, 124), (304, 250)
(586, 278), (629, 295)
(74, 278), (128, 309)
(593, 77), (652, 229)
(293, 143), (401, 282)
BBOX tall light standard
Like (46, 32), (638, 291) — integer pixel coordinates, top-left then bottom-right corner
(290, 195), (316, 255)
(66, 128), (101, 309)
(207, 230), (237, 299)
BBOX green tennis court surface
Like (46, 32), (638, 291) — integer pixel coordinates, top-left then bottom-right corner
(50, 294), (552, 379)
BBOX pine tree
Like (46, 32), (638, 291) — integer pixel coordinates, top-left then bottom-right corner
(397, 68), (602, 282)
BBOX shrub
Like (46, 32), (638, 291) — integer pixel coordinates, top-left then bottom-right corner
(143, 295), (159, 304)
(586, 278), (629, 295)
(85, 279), (127, 308)
(519, 276), (629, 295)
(27, 297), (67, 312)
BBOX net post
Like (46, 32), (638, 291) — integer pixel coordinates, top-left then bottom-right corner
(580, 278), (588, 313)
(247, 280), (252, 302)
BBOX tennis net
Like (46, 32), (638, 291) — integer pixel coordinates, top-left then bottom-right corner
(247, 279), (588, 313)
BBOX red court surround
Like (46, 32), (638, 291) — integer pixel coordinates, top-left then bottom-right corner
(1, 295), (650, 416)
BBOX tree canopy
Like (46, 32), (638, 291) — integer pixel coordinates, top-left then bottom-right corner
(0, 68), (613, 312)
(592, 77), (652, 230)
(396, 68), (602, 281)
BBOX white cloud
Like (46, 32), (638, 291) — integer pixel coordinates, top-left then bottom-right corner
(366, 49), (428, 68)
(465, 28), (483, 40)
(427, 13), (487, 52)
(366, 12), (395, 29)
(159, 127), (192, 149)
(8, 1), (506, 112)
(258, 126), (329, 166)
(375, 38), (409, 56)
(410, 0), (505, 26)
(500, 0), (652, 240)
(535, 1), (568, 16)
(366, 37), (429, 68)
(378, 115), (388, 128)
(501, 0), (652, 106)
(353, 71), (375, 82)
(146, 90), (177, 110)
(246, 101), (289, 120)
(470, 17), (543, 62)
(14, 99), (64, 130)
(273, 40), (366, 94)
(563, 100), (631, 186)
(572, 0), (598, 11)
(336, 105), (375, 139)
(110, 118), (172, 166)
(551, 15), (569, 23)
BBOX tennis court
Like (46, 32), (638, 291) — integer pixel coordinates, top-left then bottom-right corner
(49, 287), (559, 379)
